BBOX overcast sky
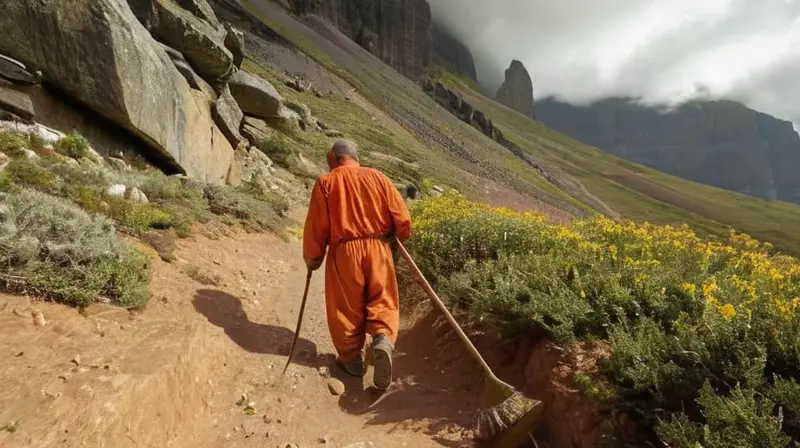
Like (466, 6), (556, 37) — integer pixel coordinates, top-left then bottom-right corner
(428, 0), (800, 126)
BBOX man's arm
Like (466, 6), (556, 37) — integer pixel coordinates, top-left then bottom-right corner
(303, 179), (330, 270)
(385, 178), (412, 243)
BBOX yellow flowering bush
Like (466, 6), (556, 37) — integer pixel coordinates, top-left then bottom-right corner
(405, 192), (800, 446)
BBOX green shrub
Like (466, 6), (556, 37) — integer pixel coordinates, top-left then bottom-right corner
(6, 158), (60, 192)
(0, 131), (28, 157)
(236, 178), (290, 217)
(204, 184), (285, 233)
(405, 193), (800, 445)
(255, 133), (299, 168)
(0, 189), (150, 307)
(54, 131), (90, 159)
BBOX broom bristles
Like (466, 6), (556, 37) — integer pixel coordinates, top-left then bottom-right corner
(475, 390), (538, 441)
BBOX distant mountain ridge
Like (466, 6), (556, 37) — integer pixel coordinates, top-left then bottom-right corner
(536, 97), (800, 205)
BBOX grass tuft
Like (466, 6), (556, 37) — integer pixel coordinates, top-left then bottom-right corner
(54, 131), (90, 159)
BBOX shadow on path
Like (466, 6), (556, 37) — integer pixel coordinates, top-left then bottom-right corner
(192, 289), (319, 368)
(334, 313), (481, 447)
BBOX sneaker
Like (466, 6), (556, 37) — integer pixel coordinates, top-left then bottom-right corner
(335, 357), (366, 377)
(371, 334), (394, 390)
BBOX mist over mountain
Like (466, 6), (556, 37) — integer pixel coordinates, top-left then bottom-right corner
(427, 0), (800, 126)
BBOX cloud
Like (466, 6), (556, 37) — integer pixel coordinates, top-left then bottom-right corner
(428, 0), (800, 124)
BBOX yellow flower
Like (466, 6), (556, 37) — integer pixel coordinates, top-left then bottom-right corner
(719, 304), (736, 320)
(680, 283), (697, 296)
(580, 290), (586, 299)
(702, 278), (717, 296)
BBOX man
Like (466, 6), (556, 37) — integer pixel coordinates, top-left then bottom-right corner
(302, 139), (412, 391)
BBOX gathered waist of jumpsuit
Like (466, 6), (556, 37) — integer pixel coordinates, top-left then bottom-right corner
(330, 233), (392, 251)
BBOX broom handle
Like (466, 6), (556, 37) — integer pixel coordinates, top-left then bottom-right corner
(395, 239), (497, 380)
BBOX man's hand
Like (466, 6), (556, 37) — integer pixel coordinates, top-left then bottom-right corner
(306, 257), (323, 271)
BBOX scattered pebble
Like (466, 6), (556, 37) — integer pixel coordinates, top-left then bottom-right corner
(318, 435), (330, 444)
(236, 393), (248, 406)
(32, 309), (46, 327)
(71, 355), (81, 366)
(327, 378), (345, 396)
(318, 366), (329, 377)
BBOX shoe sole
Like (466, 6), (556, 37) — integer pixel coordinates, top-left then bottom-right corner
(372, 346), (392, 390)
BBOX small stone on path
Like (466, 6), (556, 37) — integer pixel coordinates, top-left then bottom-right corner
(327, 378), (345, 396)
(32, 310), (46, 327)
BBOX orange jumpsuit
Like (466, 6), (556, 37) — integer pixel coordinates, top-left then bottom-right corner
(303, 159), (412, 362)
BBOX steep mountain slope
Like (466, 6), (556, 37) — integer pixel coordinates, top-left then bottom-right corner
(226, 0), (800, 255)
(433, 71), (800, 256)
(537, 97), (800, 205)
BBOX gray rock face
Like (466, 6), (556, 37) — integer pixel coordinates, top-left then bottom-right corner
(158, 42), (186, 63)
(134, 0), (234, 88)
(176, 0), (221, 28)
(173, 59), (217, 99)
(0, 86), (35, 121)
(154, 1), (234, 88)
(224, 25), (245, 69)
(0, 55), (38, 85)
(0, 0), (233, 183)
(229, 71), (282, 119)
(213, 86), (244, 148)
(496, 60), (536, 120)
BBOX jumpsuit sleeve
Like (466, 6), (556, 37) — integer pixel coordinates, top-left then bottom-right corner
(303, 179), (330, 266)
(385, 177), (412, 243)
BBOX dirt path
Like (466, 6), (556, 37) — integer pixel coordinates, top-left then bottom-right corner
(0, 213), (479, 447)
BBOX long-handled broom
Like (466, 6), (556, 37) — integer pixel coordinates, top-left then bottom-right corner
(396, 240), (545, 446)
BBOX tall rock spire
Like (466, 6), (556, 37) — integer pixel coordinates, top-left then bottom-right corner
(496, 60), (536, 120)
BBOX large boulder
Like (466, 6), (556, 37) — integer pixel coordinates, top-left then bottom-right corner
(228, 71), (283, 119)
(0, 0), (233, 183)
(132, 0), (234, 88)
(213, 86), (244, 148)
(173, 59), (217, 100)
(0, 86), (35, 122)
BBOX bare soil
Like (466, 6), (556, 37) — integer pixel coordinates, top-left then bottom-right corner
(0, 221), (482, 448)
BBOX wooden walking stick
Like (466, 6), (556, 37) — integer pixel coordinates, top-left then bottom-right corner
(282, 268), (313, 375)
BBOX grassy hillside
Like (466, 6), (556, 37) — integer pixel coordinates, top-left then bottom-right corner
(231, 0), (800, 256)
(237, 0), (591, 220)
(436, 70), (800, 256)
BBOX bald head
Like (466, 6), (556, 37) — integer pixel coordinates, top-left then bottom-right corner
(327, 139), (359, 170)
(331, 139), (359, 160)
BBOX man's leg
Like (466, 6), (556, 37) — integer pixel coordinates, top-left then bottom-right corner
(324, 242), (367, 376)
(363, 240), (400, 390)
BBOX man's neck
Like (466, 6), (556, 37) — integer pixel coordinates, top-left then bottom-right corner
(338, 159), (360, 168)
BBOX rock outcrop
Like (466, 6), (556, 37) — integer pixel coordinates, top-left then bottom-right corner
(431, 22), (477, 82)
(537, 98), (800, 204)
(289, 0), (432, 80)
(0, 0), (234, 182)
(496, 60), (536, 120)
(0, 86), (35, 122)
(130, 0), (235, 89)
(213, 86), (244, 147)
(228, 70), (283, 119)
